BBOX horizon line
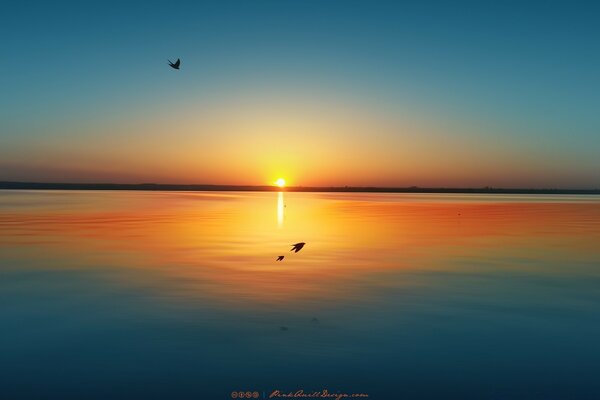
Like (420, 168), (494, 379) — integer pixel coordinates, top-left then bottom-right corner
(1, 181), (599, 195)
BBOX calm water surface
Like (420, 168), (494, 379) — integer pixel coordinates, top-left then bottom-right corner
(1, 191), (599, 399)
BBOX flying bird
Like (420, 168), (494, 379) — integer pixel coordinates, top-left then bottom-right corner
(168, 58), (180, 69)
(277, 256), (284, 261)
(290, 242), (306, 253)
(280, 326), (289, 331)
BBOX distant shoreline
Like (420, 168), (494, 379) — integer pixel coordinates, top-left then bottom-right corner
(1, 181), (599, 195)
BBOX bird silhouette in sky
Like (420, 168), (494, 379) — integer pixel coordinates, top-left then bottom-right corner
(277, 256), (284, 261)
(168, 58), (180, 69)
(290, 242), (306, 253)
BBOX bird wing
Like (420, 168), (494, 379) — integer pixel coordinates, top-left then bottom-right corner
(174, 59), (180, 67)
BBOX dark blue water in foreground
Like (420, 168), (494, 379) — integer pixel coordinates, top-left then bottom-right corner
(1, 191), (599, 399)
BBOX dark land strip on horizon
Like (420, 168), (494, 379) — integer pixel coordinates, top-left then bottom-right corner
(1, 181), (599, 195)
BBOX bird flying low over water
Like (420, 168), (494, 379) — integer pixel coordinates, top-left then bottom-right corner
(290, 242), (306, 253)
(168, 58), (180, 69)
(277, 256), (284, 261)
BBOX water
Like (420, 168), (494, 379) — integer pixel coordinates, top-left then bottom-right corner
(1, 190), (599, 399)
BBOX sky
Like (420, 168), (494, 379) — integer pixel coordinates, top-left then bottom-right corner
(1, 0), (599, 188)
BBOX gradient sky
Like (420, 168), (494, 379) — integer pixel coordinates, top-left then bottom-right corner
(1, 0), (599, 188)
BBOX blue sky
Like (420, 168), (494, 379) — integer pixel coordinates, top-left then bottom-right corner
(1, 1), (599, 187)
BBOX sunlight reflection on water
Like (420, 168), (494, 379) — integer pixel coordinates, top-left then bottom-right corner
(1, 191), (599, 399)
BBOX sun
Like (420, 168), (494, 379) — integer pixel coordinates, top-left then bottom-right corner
(275, 178), (286, 188)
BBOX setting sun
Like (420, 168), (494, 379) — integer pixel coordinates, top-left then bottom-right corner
(275, 178), (286, 188)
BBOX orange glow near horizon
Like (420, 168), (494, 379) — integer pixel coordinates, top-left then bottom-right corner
(1, 91), (597, 189)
